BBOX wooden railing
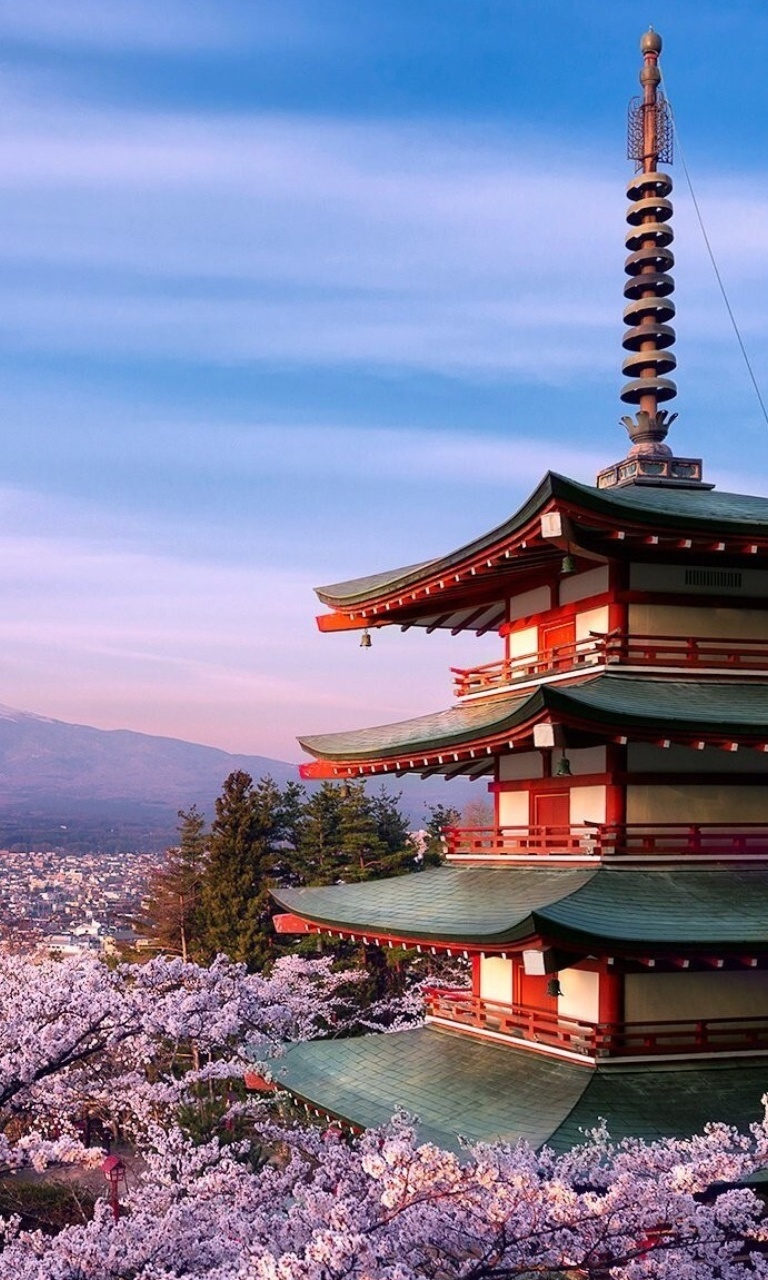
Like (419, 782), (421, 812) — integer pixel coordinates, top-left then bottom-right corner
(452, 635), (604, 696)
(452, 631), (768, 697)
(425, 988), (768, 1058)
(443, 823), (768, 861)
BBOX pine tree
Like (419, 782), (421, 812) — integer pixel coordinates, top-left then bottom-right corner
(295, 782), (417, 884)
(197, 772), (292, 971)
(139, 806), (208, 960)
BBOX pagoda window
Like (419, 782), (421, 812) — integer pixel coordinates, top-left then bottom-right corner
(557, 968), (600, 1024)
(506, 585), (550, 625)
(628, 602), (768, 640)
(498, 752), (543, 781)
(564, 746), (606, 775)
(507, 625), (537, 666)
(627, 784), (768, 824)
(627, 742), (768, 775)
(569, 784), (607, 826)
(498, 790), (528, 827)
(575, 605), (610, 645)
(479, 955), (512, 1004)
(559, 564), (609, 606)
(629, 563), (768, 597)
(625, 971), (768, 1023)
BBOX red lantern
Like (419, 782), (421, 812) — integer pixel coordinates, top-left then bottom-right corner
(101, 1154), (126, 1223)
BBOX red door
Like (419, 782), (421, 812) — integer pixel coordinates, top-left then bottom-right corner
(533, 790), (570, 829)
(541, 619), (575, 670)
(532, 791), (571, 855)
(514, 965), (559, 1016)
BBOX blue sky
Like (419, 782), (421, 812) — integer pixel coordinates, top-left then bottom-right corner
(2, 0), (768, 761)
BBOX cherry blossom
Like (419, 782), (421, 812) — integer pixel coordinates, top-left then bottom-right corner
(0, 953), (767, 1278)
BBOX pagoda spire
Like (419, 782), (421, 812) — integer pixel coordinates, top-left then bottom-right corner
(597, 29), (709, 490)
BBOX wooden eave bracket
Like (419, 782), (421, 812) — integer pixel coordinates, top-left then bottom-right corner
(540, 505), (610, 564)
(273, 912), (314, 935)
(316, 612), (371, 633)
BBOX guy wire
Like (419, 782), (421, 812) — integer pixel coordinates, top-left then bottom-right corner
(660, 69), (768, 432)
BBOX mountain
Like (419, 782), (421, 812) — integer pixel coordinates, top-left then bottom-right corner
(0, 705), (478, 852)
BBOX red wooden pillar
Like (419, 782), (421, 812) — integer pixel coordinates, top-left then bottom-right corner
(605, 742), (627, 853)
(471, 954), (481, 997)
(608, 560), (629, 661)
(598, 969), (624, 1053)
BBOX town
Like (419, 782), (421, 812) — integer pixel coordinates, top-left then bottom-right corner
(0, 847), (159, 955)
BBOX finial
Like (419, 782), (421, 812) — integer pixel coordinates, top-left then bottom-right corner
(640, 28), (662, 55)
(596, 31), (710, 490)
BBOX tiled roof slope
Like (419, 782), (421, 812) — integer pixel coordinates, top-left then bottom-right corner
(273, 866), (768, 949)
(299, 677), (768, 763)
(271, 1026), (768, 1154)
(316, 472), (768, 608)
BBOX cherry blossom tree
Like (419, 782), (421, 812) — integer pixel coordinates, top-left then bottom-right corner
(1, 1112), (768, 1278)
(1, 953), (768, 1278)
(0, 950), (365, 1155)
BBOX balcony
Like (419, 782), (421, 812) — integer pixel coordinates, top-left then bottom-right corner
(425, 988), (768, 1061)
(443, 823), (768, 864)
(451, 631), (768, 698)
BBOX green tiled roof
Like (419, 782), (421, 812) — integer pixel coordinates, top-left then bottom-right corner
(299, 677), (768, 763)
(271, 1026), (768, 1153)
(316, 472), (768, 608)
(549, 676), (768, 736)
(274, 867), (596, 945)
(298, 690), (535, 761)
(273, 866), (768, 949)
(542, 868), (768, 948)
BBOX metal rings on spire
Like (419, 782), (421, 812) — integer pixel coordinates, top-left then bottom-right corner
(621, 167), (677, 406)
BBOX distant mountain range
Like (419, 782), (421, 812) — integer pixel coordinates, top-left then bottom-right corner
(0, 705), (479, 852)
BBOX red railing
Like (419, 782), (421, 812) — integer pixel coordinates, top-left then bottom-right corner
(452, 631), (768, 697)
(452, 635), (604, 695)
(425, 988), (768, 1058)
(443, 823), (768, 861)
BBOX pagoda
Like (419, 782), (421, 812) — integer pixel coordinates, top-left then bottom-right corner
(270, 31), (768, 1153)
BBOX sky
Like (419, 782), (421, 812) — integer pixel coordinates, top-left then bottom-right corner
(2, 0), (768, 762)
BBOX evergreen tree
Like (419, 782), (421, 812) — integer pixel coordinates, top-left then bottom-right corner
(292, 781), (345, 885)
(295, 782), (416, 884)
(139, 806), (208, 960)
(368, 788), (412, 860)
(197, 772), (293, 970)
(269, 779), (306, 884)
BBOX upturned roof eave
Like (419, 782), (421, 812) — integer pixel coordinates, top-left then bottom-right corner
(314, 471), (562, 610)
(297, 686), (545, 767)
(273, 866), (768, 951)
(314, 471), (768, 617)
(297, 677), (768, 773)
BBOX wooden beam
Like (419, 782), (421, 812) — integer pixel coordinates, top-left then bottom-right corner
(316, 612), (368, 633)
(273, 913), (313, 935)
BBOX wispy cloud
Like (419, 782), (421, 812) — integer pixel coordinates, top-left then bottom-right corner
(0, 0), (302, 53)
(0, 495), (466, 759)
(1, 80), (766, 383)
(0, 84), (624, 378)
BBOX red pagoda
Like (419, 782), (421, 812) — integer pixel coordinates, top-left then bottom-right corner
(270, 30), (768, 1152)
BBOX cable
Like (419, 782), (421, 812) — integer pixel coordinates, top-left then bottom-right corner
(661, 69), (768, 431)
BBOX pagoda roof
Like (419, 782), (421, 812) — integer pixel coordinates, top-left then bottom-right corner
(299, 676), (768, 776)
(315, 472), (768, 632)
(270, 1025), (768, 1153)
(273, 865), (768, 951)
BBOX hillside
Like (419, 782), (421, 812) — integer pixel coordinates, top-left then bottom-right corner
(0, 705), (476, 851)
